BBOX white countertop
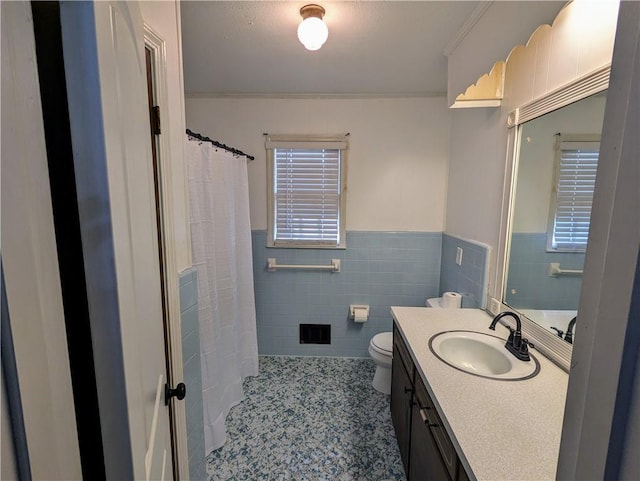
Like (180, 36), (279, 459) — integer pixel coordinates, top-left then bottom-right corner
(391, 306), (569, 481)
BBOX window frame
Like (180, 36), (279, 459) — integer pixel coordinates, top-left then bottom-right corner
(546, 134), (600, 252)
(265, 135), (348, 249)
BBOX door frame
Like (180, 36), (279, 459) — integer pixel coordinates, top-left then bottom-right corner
(143, 23), (190, 481)
(1, 2), (83, 479)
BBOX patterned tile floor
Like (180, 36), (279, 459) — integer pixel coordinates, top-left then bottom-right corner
(206, 356), (407, 481)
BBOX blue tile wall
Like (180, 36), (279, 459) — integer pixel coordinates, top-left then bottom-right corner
(505, 233), (584, 310)
(252, 231), (442, 357)
(440, 234), (489, 308)
(179, 268), (206, 480)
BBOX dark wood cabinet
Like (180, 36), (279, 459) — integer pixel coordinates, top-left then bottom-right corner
(391, 324), (413, 474)
(410, 374), (457, 481)
(458, 465), (471, 481)
(391, 321), (471, 481)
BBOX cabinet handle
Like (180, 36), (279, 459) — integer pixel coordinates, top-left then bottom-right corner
(420, 408), (439, 427)
(404, 387), (413, 394)
(420, 408), (429, 423)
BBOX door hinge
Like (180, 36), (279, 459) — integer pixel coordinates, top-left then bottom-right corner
(151, 105), (161, 135)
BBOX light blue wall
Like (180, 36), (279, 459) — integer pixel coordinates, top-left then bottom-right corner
(252, 231), (442, 357)
(505, 233), (584, 310)
(440, 233), (489, 308)
(179, 268), (206, 479)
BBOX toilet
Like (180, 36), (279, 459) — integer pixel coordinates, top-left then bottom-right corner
(369, 331), (393, 394)
(426, 297), (444, 308)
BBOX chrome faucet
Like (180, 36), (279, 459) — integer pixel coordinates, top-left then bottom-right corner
(489, 311), (532, 361)
(564, 316), (577, 344)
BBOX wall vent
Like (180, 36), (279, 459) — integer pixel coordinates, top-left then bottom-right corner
(299, 324), (331, 344)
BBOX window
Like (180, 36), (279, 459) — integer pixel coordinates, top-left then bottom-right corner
(265, 136), (348, 248)
(547, 136), (600, 251)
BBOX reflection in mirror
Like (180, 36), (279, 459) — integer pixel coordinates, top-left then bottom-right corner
(504, 91), (607, 343)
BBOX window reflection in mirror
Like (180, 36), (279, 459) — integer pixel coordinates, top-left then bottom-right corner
(504, 91), (607, 343)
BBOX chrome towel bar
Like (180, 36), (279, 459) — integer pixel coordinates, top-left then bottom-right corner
(267, 258), (341, 273)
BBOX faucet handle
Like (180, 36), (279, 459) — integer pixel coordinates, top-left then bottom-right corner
(520, 338), (534, 353)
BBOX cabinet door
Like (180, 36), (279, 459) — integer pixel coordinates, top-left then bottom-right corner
(391, 338), (413, 475)
(409, 401), (451, 481)
(457, 465), (472, 481)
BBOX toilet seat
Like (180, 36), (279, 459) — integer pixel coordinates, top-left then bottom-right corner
(370, 332), (392, 356)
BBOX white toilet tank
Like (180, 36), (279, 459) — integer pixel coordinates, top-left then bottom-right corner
(426, 297), (443, 308)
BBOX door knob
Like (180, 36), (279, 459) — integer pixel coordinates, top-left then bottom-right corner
(165, 382), (186, 406)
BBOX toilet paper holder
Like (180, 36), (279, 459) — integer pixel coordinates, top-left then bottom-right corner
(350, 304), (370, 322)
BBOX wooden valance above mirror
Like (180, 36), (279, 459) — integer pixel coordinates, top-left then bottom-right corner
(449, 60), (504, 109)
(450, 1), (619, 112)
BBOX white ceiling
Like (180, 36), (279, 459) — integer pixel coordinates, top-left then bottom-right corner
(180, 1), (483, 97)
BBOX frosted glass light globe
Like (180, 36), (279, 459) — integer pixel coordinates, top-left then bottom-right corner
(297, 17), (328, 51)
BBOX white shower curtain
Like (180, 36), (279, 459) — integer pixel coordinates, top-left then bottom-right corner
(186, 137), (259, 454)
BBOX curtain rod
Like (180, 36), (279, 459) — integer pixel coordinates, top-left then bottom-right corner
(186, 129), (255, 161)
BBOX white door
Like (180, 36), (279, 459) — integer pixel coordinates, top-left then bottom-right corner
(60, 2), (174, 479)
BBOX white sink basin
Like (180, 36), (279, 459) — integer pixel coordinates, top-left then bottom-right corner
(429, 330), (540, 381)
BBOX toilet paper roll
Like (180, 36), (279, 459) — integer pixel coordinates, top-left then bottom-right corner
(353, 307), (369, 322)
(441, 292), (462, 309)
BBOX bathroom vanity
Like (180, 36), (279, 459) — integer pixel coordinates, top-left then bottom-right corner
(392, 323), (469, 480)
(390, 307), (569, 481)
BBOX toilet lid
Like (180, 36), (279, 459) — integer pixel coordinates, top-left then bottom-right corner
(372, 332), (393, 353)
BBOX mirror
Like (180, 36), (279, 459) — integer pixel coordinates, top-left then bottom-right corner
(503, 91), (607, 344)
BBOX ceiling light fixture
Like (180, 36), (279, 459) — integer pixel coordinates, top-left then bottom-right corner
(297, 4), (328, 51)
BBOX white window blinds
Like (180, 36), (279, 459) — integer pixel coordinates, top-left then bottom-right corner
(266, 137), (347, 248)
(549, 140), (600, 251)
